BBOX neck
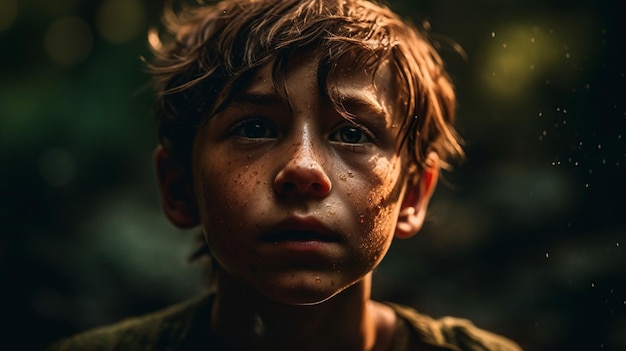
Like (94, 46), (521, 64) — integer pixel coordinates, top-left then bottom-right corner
(210, 271), (393, 351)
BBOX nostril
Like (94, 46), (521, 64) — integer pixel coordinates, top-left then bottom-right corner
(310, 183), (322, 193)
(281, 182), (296, 192)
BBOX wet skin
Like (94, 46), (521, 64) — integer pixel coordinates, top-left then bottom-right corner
(191, 53), (415, 305)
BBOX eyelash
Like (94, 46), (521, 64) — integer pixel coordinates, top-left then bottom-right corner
(228, 117), (277, 140)
(227, 117), (377, 149)
(329, 123), (376, 146)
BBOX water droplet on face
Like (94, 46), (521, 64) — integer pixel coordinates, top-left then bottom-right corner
(315, 277), (321, 283)
(359, 215), (365, 224)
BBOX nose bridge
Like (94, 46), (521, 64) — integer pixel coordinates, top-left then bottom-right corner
(289, 124), (318, 164)
(274, 122), (332, 197)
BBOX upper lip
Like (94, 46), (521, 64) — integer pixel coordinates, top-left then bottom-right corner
(261, 217), (341, 243)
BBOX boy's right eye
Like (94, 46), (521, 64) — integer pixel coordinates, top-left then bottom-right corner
(230, 118), (277, 139)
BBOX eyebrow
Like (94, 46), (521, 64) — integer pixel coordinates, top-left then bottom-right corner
(338, 94), (385, 118)
(221, 90), (389, 128)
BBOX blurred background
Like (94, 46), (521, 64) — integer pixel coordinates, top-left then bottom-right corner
(1, 0), (624, 349)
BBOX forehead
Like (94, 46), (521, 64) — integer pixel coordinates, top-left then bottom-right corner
(239, 52), (401, 123)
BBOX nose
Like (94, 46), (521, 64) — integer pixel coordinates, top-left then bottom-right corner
(274, 130), (332, 198)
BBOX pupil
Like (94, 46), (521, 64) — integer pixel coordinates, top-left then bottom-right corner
(341, 127), (361, 143)
(245, 122), (265, 138)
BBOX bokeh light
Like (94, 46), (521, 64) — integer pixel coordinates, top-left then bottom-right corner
(0, 0), (18, 32)
(38, 147), (77, 187)
(96, 0), (146, 44)
(43, 16), (93, 67)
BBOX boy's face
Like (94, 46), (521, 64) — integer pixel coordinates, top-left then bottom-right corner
(171, 52), (435, 305)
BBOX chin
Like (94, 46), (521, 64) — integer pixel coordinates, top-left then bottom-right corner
(261, 279), (347, 306)
(277, 291), (340, 306)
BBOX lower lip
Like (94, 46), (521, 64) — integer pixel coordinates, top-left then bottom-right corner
(263, 239), (336, 252)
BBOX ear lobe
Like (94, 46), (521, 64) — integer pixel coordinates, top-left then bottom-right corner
(395, 153), (439, 239)
(154, 145), (200, 229)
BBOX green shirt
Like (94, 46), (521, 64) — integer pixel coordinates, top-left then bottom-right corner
(47, 294), (522, 351)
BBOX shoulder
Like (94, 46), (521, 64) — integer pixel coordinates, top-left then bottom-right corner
(46, 294), (214, 351)
(386, 302), (523, 351)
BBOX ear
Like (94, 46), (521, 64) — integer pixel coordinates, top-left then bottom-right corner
(395, 152), (439, 239)
(154, 145), (200, 229)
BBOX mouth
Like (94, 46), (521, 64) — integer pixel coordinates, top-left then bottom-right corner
(262, 230), (339, 243)
(260, 217), (342, 244)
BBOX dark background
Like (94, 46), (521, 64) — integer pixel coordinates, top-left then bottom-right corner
(1, 0), (624, 350)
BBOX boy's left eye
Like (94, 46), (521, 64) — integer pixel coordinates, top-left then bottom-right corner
(330, 125), (372, 144)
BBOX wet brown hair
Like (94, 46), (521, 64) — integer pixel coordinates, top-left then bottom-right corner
(148, 0), (464, 174)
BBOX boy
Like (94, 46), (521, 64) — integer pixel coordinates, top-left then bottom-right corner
(49, 0), (522, 350)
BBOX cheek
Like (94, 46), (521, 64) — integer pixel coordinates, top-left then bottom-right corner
(365, 154), (404, 212)
(354, 155), (405, 249)
(194, 156), (270, 250)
